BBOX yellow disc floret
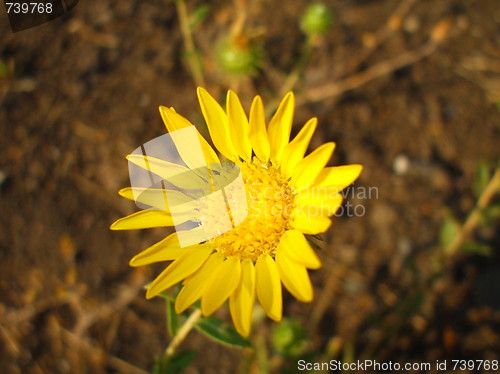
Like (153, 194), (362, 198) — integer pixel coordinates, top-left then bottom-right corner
(211, 158), (295, 262)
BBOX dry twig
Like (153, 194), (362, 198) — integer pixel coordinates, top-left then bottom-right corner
(303, 41), (438, 103)
(61, 326), (149, 374)
(71, 277), (144, 336)
(334, 0), (419, 79)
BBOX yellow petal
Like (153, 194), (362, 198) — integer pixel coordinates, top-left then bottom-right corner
(314, 164), (363, 191)
(255, 254), (282, 321)
(268, 92), (294, 165)
(296, 188), (344, 217)
(201, 257), (241, 316)
(127, 154), (207, 191)
(110, 209), (179, 230)
(197, 87), (238, 161)
(159, 105), (191, 131)
(290, 142), (335, 189)
(279, 230), (321, 269)
(175, 252), (224, 313)
(119, 187), (196, 213)
(292, 209), (332, 235)
(159, 106), (220, 166)
(130, 232), (186, 267)
(280, 117), (317, 178)
(227, 90), (252, 161)
(173, 226), (215, 248)
(229, 259), (256, 337)
(276, 246), (313, 302)
(249, 95), (270, 163)
(126, 154), (189, 181)
(146, 245), (213, 299)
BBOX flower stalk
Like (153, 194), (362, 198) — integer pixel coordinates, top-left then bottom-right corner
(176, 0), (205, 87)
(165, 308), (202, 357)
(444, 166), (500, 257)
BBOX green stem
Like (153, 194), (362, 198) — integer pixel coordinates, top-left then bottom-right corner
(254, 333), (269, 374)
(176, 0), (206, 87)
(265, 37), (313, 116)
(165, 308), (202, 357)
(280, 37), (314, 95)
(444, 166), (500, 257)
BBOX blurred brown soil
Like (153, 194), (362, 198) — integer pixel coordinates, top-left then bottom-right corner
(0, 1), (499, 373)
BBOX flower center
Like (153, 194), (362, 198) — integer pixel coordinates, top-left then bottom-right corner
(210, 158), (295, 262)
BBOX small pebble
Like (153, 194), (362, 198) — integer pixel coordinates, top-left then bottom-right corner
(393, 154), (410, 175)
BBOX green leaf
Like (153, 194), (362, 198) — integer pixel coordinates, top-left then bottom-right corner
(158, 284), (182, 302)
(482, 202), (500, 225)
(166, 298), (181, 337)
(152, 351), (196, 374)
(460, 241), (492, 256)
(0, 59), (8, 79)
(473, 161), (491, 199)
(194, 316), (252, 349)
(189, 5), (210, 30)
(439, 211), (460, 249)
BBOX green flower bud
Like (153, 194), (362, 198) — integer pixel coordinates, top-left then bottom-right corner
(215, 36), (262, 76)
(300, 3), (334, 36)
(271, 318), (308, 357)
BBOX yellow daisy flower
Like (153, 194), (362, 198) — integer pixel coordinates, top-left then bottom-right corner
(111, 88), (362, 337)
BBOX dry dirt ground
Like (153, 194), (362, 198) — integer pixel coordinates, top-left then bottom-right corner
(0, 0), (499, 373)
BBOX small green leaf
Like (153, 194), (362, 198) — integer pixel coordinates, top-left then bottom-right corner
(158, 284), (182, 302)
(439, 211), (460, 249)
(460, 241), (492, 256)
(152, 351), (196, 374)
(166, 298), (181, 337)
(189, 5), (210, 30)
(194, 316), (252, 348)
(0, 59), (8, 79)
(473, 161), (491, 199)
(483, 202), (500, 224)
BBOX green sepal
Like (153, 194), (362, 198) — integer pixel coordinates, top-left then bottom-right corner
(194, 315), (252, 349)
(166, 298), (181, 337)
